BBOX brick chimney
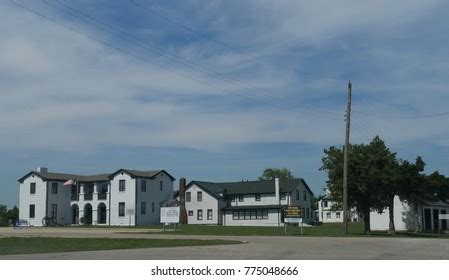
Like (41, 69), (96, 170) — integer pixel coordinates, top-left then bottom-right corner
(179, 177), (188, 224)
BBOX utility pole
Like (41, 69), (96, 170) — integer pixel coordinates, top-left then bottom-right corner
(342, 81), (352, 235)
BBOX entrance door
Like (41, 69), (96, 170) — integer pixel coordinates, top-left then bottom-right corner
(442, 210), (447, 231)
(424, 208), (432, 231)
(433, 209), (440, 231)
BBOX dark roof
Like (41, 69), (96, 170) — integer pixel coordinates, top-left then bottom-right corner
(222, 205), (284, 210)
(18, 171), (112, 183)
(108, 169), (175, 181)
(18, 168), (175, 183)
(186, 178), (314, 199)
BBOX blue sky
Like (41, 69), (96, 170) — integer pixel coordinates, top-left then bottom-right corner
(1, 0), (449, 208)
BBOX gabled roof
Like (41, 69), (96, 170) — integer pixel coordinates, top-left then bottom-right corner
(18, 171), (111, 183)
(18, 168), (175, 183)
(108, 169), (175, 181)
(186, 178), (314, 199)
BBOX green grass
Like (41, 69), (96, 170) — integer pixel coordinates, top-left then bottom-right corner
(132, 223), (449, 238)
(0, 237), (243, 255)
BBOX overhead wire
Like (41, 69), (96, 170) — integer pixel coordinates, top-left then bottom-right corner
(11, 0), (341, 122)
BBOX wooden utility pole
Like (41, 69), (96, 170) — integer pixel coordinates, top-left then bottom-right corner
(342, 81), (352, 234)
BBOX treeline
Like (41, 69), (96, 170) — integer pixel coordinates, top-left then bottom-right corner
(321, 136), (449, 234)
(0, 205), (19, 226)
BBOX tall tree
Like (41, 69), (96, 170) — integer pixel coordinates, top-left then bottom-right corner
(396, 157), (427, 233)
(321, 136), (396, 234)
(0, 205), (7, 226)
(258, 168), (293, 181)
(6, 206), (19, 224)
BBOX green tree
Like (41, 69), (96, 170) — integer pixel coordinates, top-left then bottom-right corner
(6, 206), (19, 224)
(0, 205), (7, 226)
(396, 157), (427, 233)
(320, 136), (396, 234)
(258, 168), (293, 181)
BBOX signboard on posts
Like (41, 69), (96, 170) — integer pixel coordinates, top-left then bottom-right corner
(160, 206), (180, 224)
(284, 206), (302, 218)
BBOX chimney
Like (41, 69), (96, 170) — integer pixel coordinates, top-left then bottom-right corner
(179, 177), (188, 224)
(275, 177), (280, 205)
(36, 167), (48, 173)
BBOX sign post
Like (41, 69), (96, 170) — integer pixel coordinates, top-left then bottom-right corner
(160, 206), (180, 232)
(438, 214), (449, 236)
(283, 206), (303, 236)
(126, 209), (135, 227)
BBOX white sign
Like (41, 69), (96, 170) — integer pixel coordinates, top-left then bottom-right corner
(126, 209), (135, 215)
(438, 214), (449, 220)
(285, 217), (302, 224)
(160, 207), (180, 223)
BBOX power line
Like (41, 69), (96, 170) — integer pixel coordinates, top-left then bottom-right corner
(50, 0), (342, 118)
(127, 0), (295, 69)
(353, 109), (449, 119)
(11, 0), (341, 122)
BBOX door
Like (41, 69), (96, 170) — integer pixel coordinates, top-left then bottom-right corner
(433, 209), (440, 231)
(442, 210), (447, 230)
(424, 208), (432, 231)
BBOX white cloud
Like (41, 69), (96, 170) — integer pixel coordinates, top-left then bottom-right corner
(0, 0), (448, 155)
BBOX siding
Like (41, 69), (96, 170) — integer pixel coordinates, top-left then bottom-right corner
(19, 176), (47, 226)
(185, 184), (220, 225)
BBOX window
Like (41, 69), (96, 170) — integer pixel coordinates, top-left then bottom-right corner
(30, 183), (36, 195)
(197, 209), (203, 220)
(233, 210), (268, 220)
(280, 193), (286, 200)
(303, 190), (307, 201)
(186, 192), (191, 202)
(326, 212), (331, 219)
(323, 201), (328, 208)
(231, 195), (235, 202)
(244, 210), (250, 220)
(159, 181), (163, 191)
(255, 194), (261, 201)
(306, 208), (309, 219)
(141, 180), (147, 192)
(51, 182), (58, 194)
(119, 180), (126, 192)
(336, 212), (341, 219)
(296, 190), (300, 200)
(207, 209), (213, 220)
(141, 202), (146, 215)
(197, 191), (202, 202)
(188, 211), (193, 216)
(119, 202), (125, 217)
(50, 204), (57, 219)
(250, 210), (257, 219)
(238, 195), (244, 202)
(29, 204), (35, 218)
(151, 202), (155, 213)
(232, 211), (238, 220)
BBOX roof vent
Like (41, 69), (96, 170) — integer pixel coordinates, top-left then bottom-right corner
(36, 167), (48, 173)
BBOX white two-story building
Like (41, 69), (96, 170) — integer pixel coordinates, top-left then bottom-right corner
(18, 167), (175, 226)
(317, 189), (361, 223)
(184, 178), (314, 226)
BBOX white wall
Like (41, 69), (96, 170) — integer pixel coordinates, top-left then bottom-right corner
(370, 196), (417, 231)
(136, 173), (173, 225)
(109, 172), (136, 226)
(185, 183), (220, 225)
(19, 175), (47, 226)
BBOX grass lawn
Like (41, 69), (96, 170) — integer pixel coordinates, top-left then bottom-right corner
(0, 237), (243, 255)
(134, 223), (449, 238)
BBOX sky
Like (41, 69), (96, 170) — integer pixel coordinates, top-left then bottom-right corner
(1, 0), (449, 208)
